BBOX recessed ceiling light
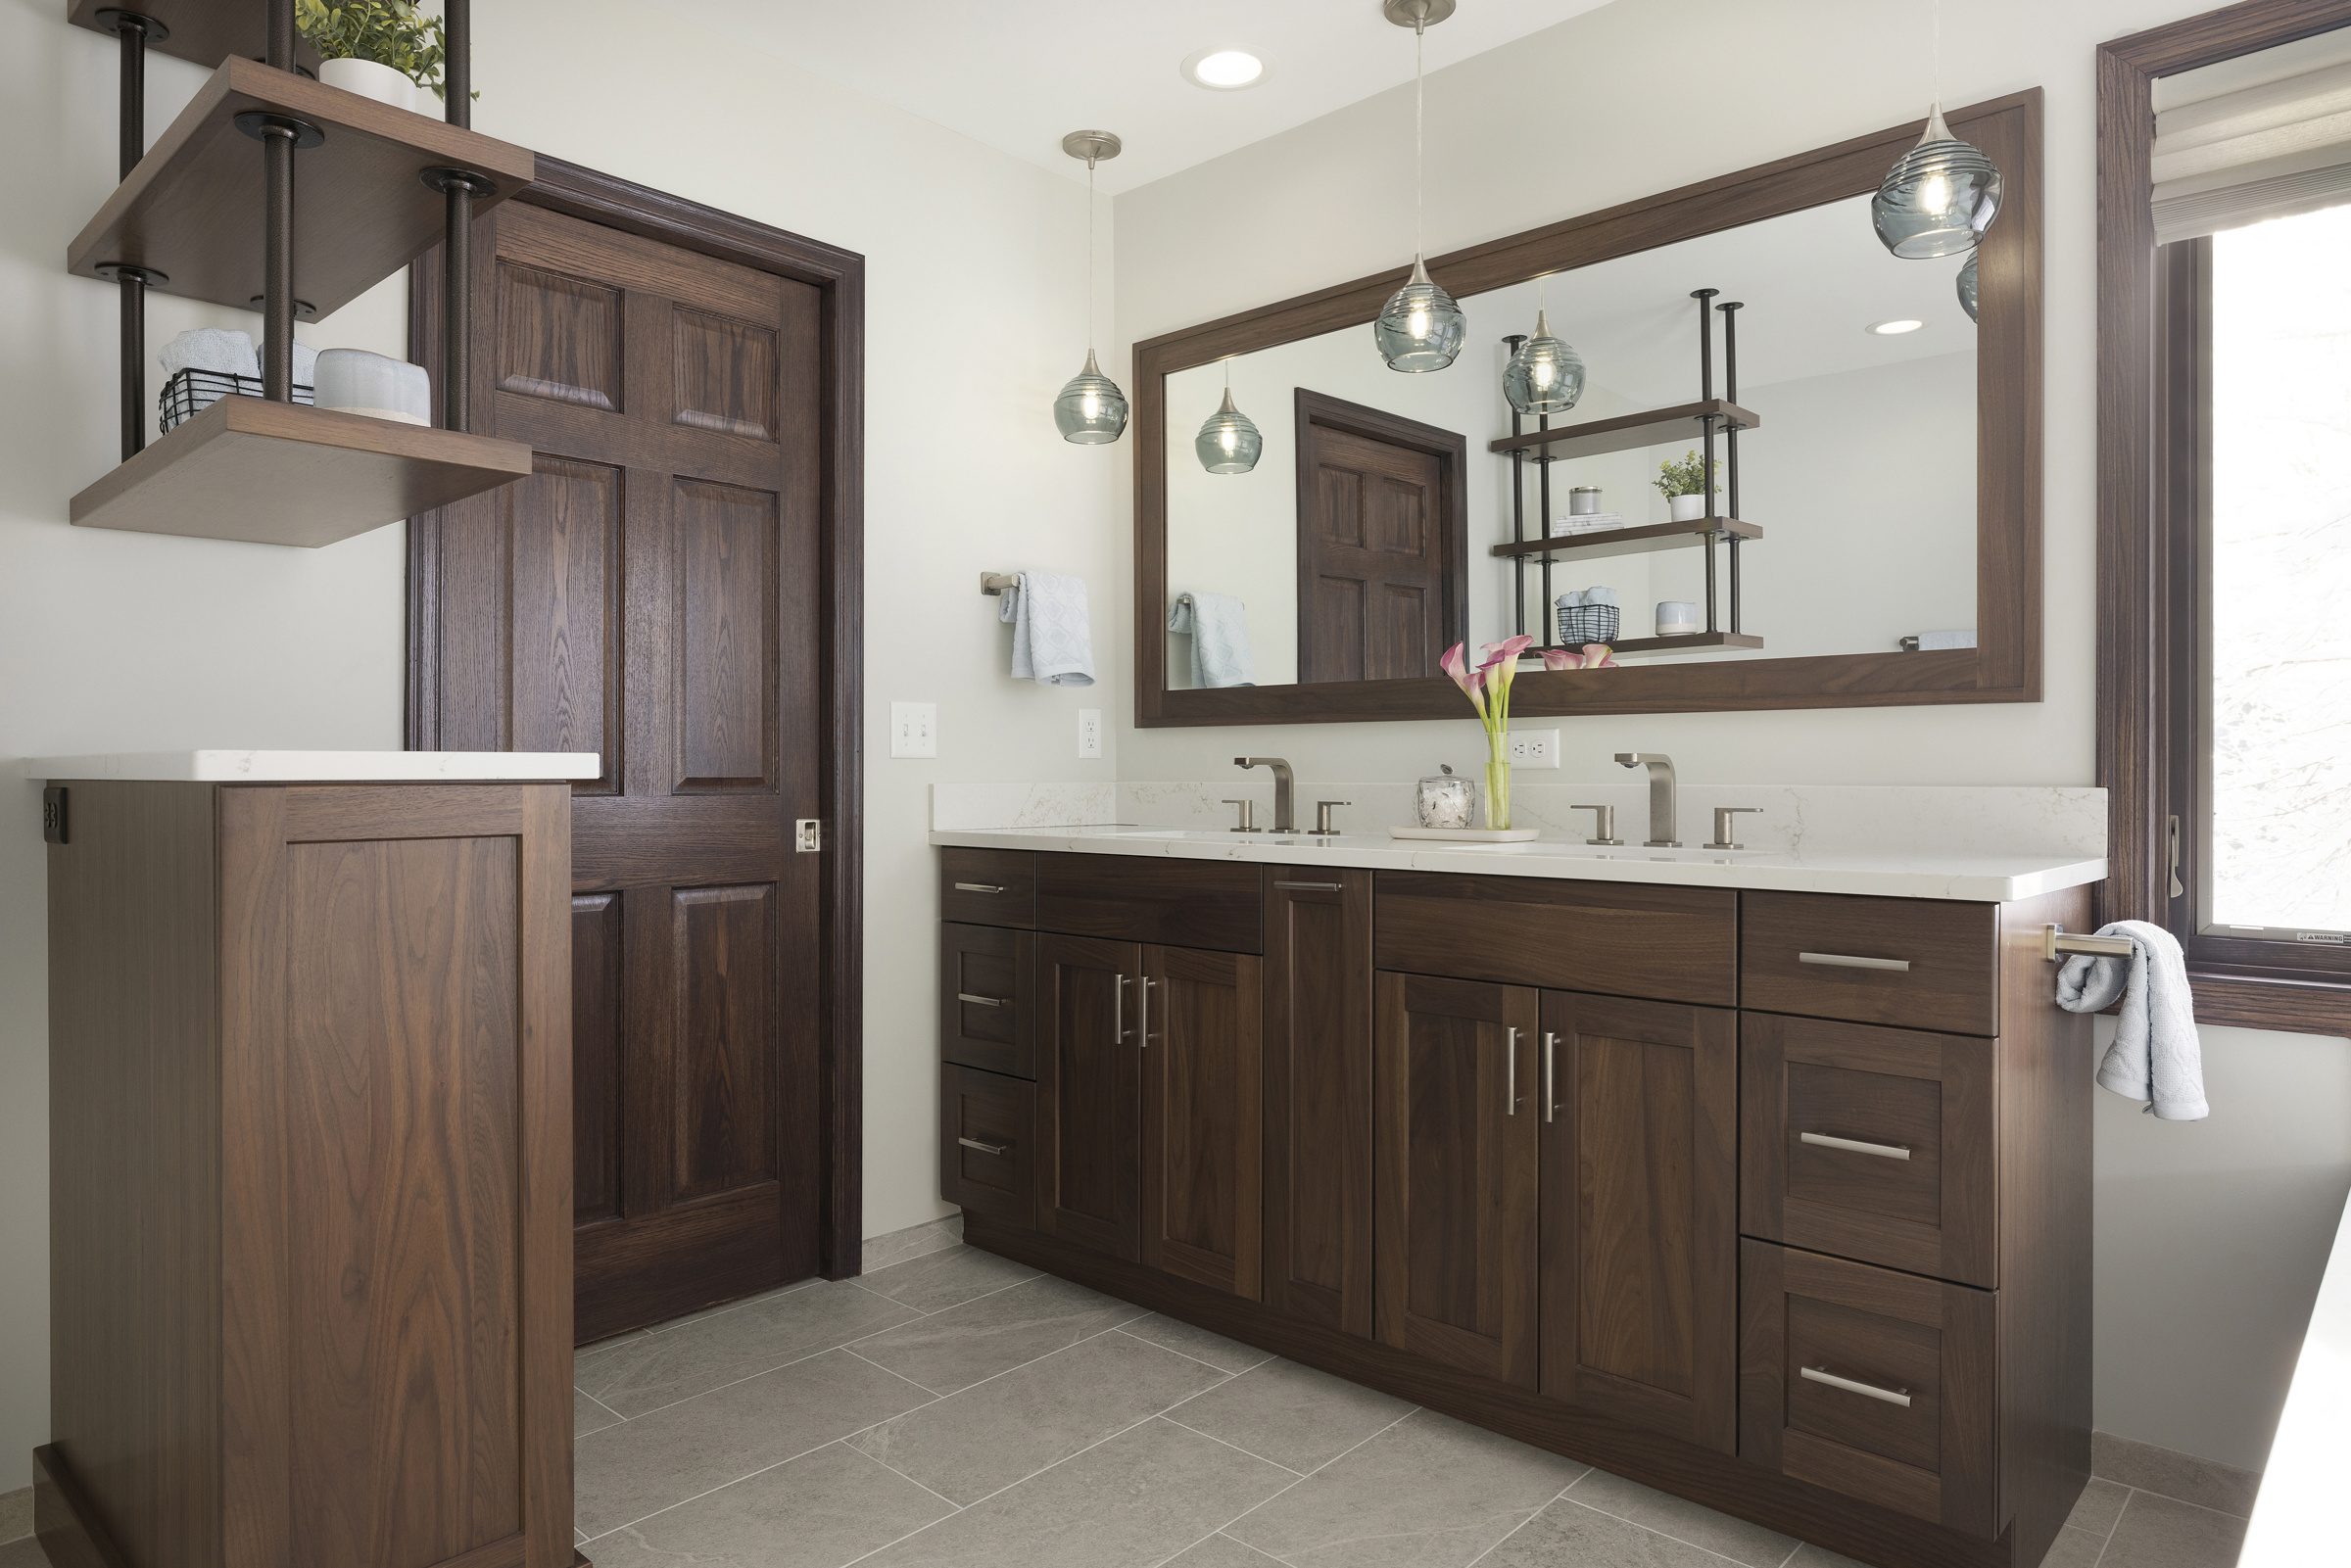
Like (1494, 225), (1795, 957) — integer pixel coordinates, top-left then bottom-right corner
(1866, 318), (1925, 335)
(1182, 47), (1267, 90)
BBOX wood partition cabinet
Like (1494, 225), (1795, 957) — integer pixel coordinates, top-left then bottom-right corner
(40, 780), (576, 1568)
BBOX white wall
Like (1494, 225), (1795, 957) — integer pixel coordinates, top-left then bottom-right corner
(1113, 0), (2351, 1475)
(0, 0), (1116, 1490)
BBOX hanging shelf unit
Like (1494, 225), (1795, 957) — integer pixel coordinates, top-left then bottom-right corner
(1498, 290), (1765, 659)
(66, 0), (533, 548)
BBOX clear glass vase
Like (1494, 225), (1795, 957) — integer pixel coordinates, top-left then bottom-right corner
(1484, 730), (1511, 831)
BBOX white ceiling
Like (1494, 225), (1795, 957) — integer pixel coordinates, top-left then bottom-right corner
(636, 0), (1617, 193)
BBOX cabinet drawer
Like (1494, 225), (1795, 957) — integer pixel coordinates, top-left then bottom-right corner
(1739, 1241), (1995, 1539)
(1741, 891), (1996, 1035)
(940, 924), (1034, 1079)
(1374, 872), (1735, 1006)
(1742, 1015), (1996, 1288)
(939, 1064), (1034, 1229)
(941, 848), (1035, 928)
(1035, 853), (1263, 953)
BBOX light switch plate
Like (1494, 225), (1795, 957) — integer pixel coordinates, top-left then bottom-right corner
(1078, 708), (1102, 758)
(1507, 729), (1560, 769)
(889, 701), (937, 758)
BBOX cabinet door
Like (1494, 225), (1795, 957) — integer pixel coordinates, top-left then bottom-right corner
(1034, 934), (1142, 1259)
(1264, 871), (1374, 1337)
(1139, 945), (1263, 1298)
(1374, 972), (1540, 1387)
(1538, 992), (1738, 1451)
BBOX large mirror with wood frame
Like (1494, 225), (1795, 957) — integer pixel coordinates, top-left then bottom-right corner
(1135, 91), (2041, 726)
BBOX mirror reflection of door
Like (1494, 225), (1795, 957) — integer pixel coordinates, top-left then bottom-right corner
(1296, 390), (1466, 684)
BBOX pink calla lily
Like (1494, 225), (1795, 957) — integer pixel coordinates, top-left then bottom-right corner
(1438, 641), (1485, 719)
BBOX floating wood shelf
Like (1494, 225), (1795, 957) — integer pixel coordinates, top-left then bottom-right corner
(1493, 517), (1762, 563)
(1490, 399), (1759, 463)
(71, 396), (533, 547)
(68, 55), (533, 320)
(68, 0), (323, 73)
(1602, 632), (1767, 657)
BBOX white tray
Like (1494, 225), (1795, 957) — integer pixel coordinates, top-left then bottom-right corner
(1387, 826), (1543, 843)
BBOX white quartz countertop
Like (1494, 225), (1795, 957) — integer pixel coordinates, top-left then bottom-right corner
(24, 750), (601, 782)
(929, 824), (2106, 903)
(2238, 1187), (2351, 1565)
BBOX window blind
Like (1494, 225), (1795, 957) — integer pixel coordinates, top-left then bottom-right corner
(2152, 26), (2351, 243)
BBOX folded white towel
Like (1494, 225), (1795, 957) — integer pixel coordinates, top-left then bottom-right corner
(159, 328), (259, 379)
(1000, 571), (1095, 687)
(1167, 592), (1256, 688)
(2055, 920), (2208, 1119)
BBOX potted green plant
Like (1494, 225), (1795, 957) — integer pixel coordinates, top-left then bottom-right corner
(297, 0), (473, 111)
(1654, 449), (1719, 523)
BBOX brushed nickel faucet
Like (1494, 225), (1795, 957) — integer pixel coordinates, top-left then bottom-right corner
(1614, 752), (1680, 846)
(1233, 756), (1296, 833)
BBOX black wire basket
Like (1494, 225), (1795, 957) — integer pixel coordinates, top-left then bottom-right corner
(159, 368), (314, 435)
(1556, 602), (1620, 644)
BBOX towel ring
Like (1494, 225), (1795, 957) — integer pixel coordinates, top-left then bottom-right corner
(2043, 924), (2136, 962)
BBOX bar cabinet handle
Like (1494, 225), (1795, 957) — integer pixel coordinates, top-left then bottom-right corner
(1114, 973), (1130, 1043)
(1800, 1131), (1912, 1162)
(1801, 1365), (1912, 1407)
(956, 1136), (1010, 1156)
(1506, 1026), (1520, 1116)
(956, 992), (1013, 1008)
(1271, 880), (1342, 892)
(1543, 1031), (1559, 1123)
(1139, 974), (1155, 1047)
(1798, 951), (1912, 973)
(953, 881), (1006, 894)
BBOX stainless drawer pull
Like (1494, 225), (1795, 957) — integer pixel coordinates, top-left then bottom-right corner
(1801, 1365), (1912, 1407)
(1800, 1131), (1912, 1162)
(953, 881), (1007, 893)
(1506, 1026), (1520, 1116)
(1272, 879), (1342, 892)
(956, 992), (1013, 1009)
(1798, 951), (1912, 973)
(1115, 973), (1130, 1043)
(956, 1136), (1010, 1156)
(1543, 1031), (1559, 1123)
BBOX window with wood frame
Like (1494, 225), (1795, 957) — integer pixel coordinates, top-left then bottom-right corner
(2101, 3), (2351, 1036)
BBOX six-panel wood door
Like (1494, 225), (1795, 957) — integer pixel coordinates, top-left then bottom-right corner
(1538, 992), (1738, 1451)
(1263, 871), (1374, 1337)
(410, 198), (826, 1340)
(1035, 934), (1143, 1259)
(1139, 944), (1263, 1298)
(1295, 393), (1463, 684)
(1373, 972), (1540, 1387)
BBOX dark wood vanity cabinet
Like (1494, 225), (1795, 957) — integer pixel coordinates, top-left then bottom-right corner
(1035, 933), (1143, 1259)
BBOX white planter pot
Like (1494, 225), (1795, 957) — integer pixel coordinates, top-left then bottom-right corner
(319, 56), (418, 110)
(1668, 493), (1709, 523)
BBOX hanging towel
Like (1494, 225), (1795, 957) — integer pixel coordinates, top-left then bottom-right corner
(2055, 920), (2208, 1120)
(1167, 592), (1256, 689)
(999, 570), (1095, 687)
(159, 328), (260, 379)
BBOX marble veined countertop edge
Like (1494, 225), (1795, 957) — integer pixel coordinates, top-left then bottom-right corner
(928, 825), (2107, 903)
(24, 750), (602, 782)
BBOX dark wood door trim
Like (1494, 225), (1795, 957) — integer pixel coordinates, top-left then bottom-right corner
(408, 155), (867, 1279)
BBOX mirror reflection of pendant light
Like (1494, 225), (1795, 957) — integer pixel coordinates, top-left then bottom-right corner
(1195, 361), (1263, 474)
(1374, 0), (1466, 372)
(1956, 252), (1979, 320)
(1054, 130), (1129, 444)
(1503, 279), (1584, 416)
(1871, 0), (2001, 259)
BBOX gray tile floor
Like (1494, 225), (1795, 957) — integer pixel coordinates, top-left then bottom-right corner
(567, 1244), (2253, 1568)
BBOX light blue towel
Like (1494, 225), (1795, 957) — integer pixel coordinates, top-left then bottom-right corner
(999, 570), (1094, 687)
(1167, 593), (1256, 688)
(2055, 919), (2208, 1119)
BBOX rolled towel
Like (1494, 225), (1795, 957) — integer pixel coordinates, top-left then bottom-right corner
(1167, 592), (1256, 688)
(159, 328), (260, 379)
(999, 570), (1095, 687)
(2055, 920), (2208, 1119)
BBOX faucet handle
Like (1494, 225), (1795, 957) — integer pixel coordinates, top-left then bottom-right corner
(1705, 807), (1762, 850)
(1568, 804), (1623, 845)
(1311, 800), (1351, 835)
(1221, 798), (1260, 832)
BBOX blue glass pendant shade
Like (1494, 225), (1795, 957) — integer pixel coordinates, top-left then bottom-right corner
(1872, 108), (2002, 261)
(1375, 256), (1468, 372)
(1054, 349), (1128, 444)
(1195, 387), (1263, 474)
(1502, 308), (1585, 416)
(1957, 252), (1979, 321)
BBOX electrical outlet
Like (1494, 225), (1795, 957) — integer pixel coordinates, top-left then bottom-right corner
(1078, 708), (1102, 758)
(1507, 729), (1561, 769)
(889, 700), (937, 758)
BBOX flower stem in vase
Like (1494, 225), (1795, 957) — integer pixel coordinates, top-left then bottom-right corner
(1484, 729), (1511, 831)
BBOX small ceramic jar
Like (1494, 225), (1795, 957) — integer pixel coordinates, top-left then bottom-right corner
(1415, 770), (1475, 829)
(314, 349), (432, 426)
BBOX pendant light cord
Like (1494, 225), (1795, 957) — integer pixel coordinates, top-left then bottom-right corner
(1086, 158), (1097, 356)
(1932, 0), (1941, 111)
(1414, 23), (1425, 259)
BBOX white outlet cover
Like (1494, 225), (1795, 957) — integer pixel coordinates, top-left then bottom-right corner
(889, 700), (937, 758)
(1077, 708), (1102, 759)
(1508, 729), (1561, 769)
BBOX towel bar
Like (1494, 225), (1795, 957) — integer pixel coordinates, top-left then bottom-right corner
(2043, 924), (2135, 962)
(980, 572), (1020, 595)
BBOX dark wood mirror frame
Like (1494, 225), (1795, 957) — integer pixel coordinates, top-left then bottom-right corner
(1134, 89), (2042, 728)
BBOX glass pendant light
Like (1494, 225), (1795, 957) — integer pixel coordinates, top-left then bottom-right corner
(1502, 280), (1584, 415)
(1054, 130), (1128, 444)
(1195, 362), (1262, 474)
(1374, 0), (1465, 372)
(1871, 2), (2001, 259)
(1956, 252), (1979, 321)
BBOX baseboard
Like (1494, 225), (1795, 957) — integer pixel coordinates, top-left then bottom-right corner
(2089, 1431), (2261, 1517)
(859, 1212), (963, 1274)
(0, 1485), (30, 1546)
(31, 1447), (125, 1568)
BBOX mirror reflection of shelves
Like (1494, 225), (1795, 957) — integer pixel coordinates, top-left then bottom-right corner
(1499, 289), (1763, 659)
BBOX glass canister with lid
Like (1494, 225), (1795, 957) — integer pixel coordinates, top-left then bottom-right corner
(1415, 764), (1475, 829)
